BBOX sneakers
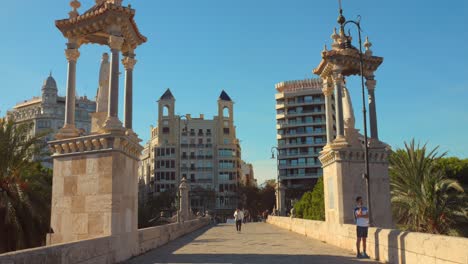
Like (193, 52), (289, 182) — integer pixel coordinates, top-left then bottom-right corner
(357, 252), (370, 259)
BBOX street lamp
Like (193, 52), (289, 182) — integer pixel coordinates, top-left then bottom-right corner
(271, 146), (283, 216)
(336, 0), (372, 225)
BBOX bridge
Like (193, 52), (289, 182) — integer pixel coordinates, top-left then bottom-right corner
(127, 223), (375, 264)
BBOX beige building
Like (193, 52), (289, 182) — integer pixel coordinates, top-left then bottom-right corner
(6, 74), (96, 165)
(275, 78), (332, 209)
(139, 89), (242, 217)
(240, 161), (257, 187)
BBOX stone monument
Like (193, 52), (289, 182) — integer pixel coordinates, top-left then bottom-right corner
(47, 0), (146, 261)
(314, 10), (392, 228)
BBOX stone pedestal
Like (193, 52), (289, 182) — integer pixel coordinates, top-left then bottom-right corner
(48, 133), (143, 261)
(319, 143), (393, 228)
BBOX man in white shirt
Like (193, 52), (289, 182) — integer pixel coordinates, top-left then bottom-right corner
(354, 196), (370, 259)
(234, 208), (244, 233)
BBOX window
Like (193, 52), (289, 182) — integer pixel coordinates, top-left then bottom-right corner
(223, 128), (230, 134)
(162, 127), (170, 134)
(190, 174), (195, 182)
(171, 172), (175, 180)
(198, 138), (203, 144)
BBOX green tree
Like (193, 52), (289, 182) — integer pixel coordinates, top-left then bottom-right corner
(0, 118), (52, 253)
(294, 177), (325, 221)
(435, 157), (468, 188)
(389, 140), (467, 235)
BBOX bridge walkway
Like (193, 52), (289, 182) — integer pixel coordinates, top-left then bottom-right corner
(126, 222), (377, 264)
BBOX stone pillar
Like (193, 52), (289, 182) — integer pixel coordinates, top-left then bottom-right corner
(122, 53), (137, 129)
(276, 182), (286, 216)
(179, 177), (189, 221)
(48, 134), (143, 261)
(322, 77), (334, 144)
(332, 69), (345, 140)
(366, 76), (378, 140)
(103, 35), (124, 131)
(57, 42), (80, 139)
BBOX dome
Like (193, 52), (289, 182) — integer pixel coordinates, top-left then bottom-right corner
(42, 73), (57, 91)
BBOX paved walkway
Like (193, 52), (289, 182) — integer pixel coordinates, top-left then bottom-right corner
(126, 223), (378, 264)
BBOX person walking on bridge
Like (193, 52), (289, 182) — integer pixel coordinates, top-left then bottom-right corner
(234, 208), (244, 233)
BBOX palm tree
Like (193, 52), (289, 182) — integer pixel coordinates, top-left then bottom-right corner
(389, 139), (467, 235)
(0, 118), (52, 253)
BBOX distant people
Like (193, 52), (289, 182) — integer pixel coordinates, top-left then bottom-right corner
(243, 209), (249, 224)
(354, 196), (370, 259)
(234, 208), (244, 233)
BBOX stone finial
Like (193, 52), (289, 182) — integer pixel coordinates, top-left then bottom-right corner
(364, 36), (373, 56)
(69, 0), (81, 18)
(331, 27), (339, 43)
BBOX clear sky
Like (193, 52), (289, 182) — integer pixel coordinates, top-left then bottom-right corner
(1, 0), (467, 185)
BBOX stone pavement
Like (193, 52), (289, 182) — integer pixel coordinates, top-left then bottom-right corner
(126, 222), (378, 264)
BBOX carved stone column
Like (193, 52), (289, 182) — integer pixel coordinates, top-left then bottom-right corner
(179, 177), (189, 221)
(57, 42), (80, 139)
(366, 76), (378, 140)
(122, 53), (137, 129)
(332, 69), (345, 140)
(322, 77), (334, 144)
(103, 35), (124, 131)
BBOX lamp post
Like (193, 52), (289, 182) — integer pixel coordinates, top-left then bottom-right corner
(271, 146), (284, 216)
(337, 0), (372, 225)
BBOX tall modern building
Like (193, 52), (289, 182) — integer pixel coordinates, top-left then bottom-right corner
(275, 78), (332, 208)
(139, 89), (242, 218)
(6, 74), (96, 165)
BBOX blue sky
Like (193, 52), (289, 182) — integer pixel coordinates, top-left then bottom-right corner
(1, 1), (467, 185)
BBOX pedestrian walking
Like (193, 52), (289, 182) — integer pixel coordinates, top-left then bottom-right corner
(234, 208), (244, 233)
(354, 196), (370, 259)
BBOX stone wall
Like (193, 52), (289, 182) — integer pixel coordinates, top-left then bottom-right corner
(267, 216), (468, 264)
(0, 218), (210, 264)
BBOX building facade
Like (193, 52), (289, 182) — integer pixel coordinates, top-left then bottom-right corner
(6, 74), (96, 165)
(139, 89), (242, 217)
(240, 161), (257, 187)
(275, 78), (333, 208)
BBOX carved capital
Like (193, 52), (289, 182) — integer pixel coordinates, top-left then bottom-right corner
(122, 56), (137, 70)
(108, 35), (124, 51)
(65, 48), (80, 62)
(366, 79), (377, 91)
(332, 71), (344, 86)
(321, 78), (333, 96)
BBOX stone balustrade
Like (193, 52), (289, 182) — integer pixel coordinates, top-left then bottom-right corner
(0, 217), (210, 264)
(267, 216), (468, 264)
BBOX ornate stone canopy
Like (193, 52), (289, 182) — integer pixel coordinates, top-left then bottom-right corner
(313, 49), (383, 78)
(55, 2), (147, 53)
(313, 27), (382, 78)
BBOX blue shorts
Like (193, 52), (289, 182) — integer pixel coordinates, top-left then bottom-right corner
(357, 226), (368, 238)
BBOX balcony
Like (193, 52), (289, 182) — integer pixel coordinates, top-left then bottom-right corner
(278, 130), (326, 138)
(285, 110), (325, 118)
(286, 99), (325, 107)
(278, 152), (320, 158)
(278, 141), (326, 147)
(279, 173), (321, 179)
(278, 162), (320, 169)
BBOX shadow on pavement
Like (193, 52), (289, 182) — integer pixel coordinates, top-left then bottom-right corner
(126, 224), (378, 264)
